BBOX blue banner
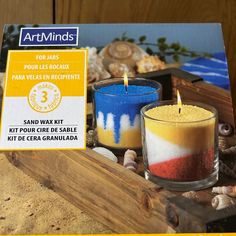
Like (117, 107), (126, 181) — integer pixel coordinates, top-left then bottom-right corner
(19, 27), (79, 46)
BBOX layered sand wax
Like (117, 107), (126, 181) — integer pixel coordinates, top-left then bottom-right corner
(143, 102), (217, 182)
(93, 78), (161, 149)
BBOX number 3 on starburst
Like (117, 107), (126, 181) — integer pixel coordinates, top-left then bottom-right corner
(41, 91), (48, 103)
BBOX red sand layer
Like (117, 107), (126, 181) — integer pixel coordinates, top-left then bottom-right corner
(149, 148), (214, 181)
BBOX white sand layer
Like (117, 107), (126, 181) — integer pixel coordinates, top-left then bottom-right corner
(145, 129), (192, 165)
(97, 111), (140, 131)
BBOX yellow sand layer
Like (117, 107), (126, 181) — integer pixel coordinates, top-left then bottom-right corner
(97, 127), (141, 148)
(145, 104), (214, 122)
(145, 105), (215, 150)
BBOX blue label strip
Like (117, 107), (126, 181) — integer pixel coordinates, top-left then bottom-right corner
(19, 27), (79, 46)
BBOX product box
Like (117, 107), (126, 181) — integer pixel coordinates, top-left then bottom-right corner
(0, 24), (235, 234)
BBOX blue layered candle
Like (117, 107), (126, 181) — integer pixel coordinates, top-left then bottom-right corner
(94, 79), (161, 148)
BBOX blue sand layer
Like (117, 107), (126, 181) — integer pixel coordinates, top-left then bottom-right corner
(95, 84), (159, 143)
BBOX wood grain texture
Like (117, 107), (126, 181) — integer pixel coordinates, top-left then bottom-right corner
(6, 149), (175, 233)
(55, 0), (236, 125)
(6, 149), (236, 233)
(0, 0), (53, 45)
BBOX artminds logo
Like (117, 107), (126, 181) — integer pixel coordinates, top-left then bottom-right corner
(19, 27), (79, 46)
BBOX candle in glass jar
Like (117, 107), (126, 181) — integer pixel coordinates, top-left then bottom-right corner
(93, 77), (161, 149)
(141, 96), (218, 190)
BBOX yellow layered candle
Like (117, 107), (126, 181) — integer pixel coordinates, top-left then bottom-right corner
(144, 104), (216, 181)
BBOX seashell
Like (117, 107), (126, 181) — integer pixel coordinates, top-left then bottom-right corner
(123, 149), (138, 172)
(86, 130), (94, 147)
(182, 191), (199, 201)
(212, 186), (236, 197)
(108, 62), (135, 77)
(218, 123), (233, 136)
(99, 41), (147, 69)
(83, 47), (111, 84)
(0, 72), (4, 89)
(92, 147), (118, 163)
(136, 55), (166, 73)
(211, 194), (235, 210)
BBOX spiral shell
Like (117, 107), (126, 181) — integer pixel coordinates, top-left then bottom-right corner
(99, 41), (147, 68)
(92, 147), (118, 163)
(123, 149), (137, 172)
(212, 186), (236, 197)
(108, 42), (133, 59)
(211, 194), (235, 210)
(218, 123), (233, 136)
(136, 55), (166, 73)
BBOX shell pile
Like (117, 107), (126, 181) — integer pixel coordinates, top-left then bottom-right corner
(136, 55), (166, 73)
(211, 185), (236, 210)
(85, 47), (111, 84)
(84, 42), (167, 85)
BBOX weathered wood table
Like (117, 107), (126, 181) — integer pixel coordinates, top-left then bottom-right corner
(6, 148), (236, 233)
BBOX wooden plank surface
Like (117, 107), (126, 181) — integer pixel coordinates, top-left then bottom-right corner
(6, 149), (175, 233)
(55, 0), (236, 130)
(0, 0), (53, 46)
(6, 149), (236, 233)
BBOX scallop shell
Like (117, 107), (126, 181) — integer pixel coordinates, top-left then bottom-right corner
(136, 55), (166, 73)
(99, 41), (147, 69)
(211, 194), (235, 210)
(92, 147), (118, 163)
(108, 62), (135, 77)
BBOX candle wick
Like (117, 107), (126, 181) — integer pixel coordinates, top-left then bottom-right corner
(125, 85), (128, 94)
(179, 108), (181, 114)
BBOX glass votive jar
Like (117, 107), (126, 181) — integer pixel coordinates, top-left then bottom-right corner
(92, 78), (162, 154)
(141, 100), (219, 191)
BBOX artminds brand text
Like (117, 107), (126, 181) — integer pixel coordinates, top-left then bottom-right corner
(19, 27), (79, 46)
(23, 32), (74, 42)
